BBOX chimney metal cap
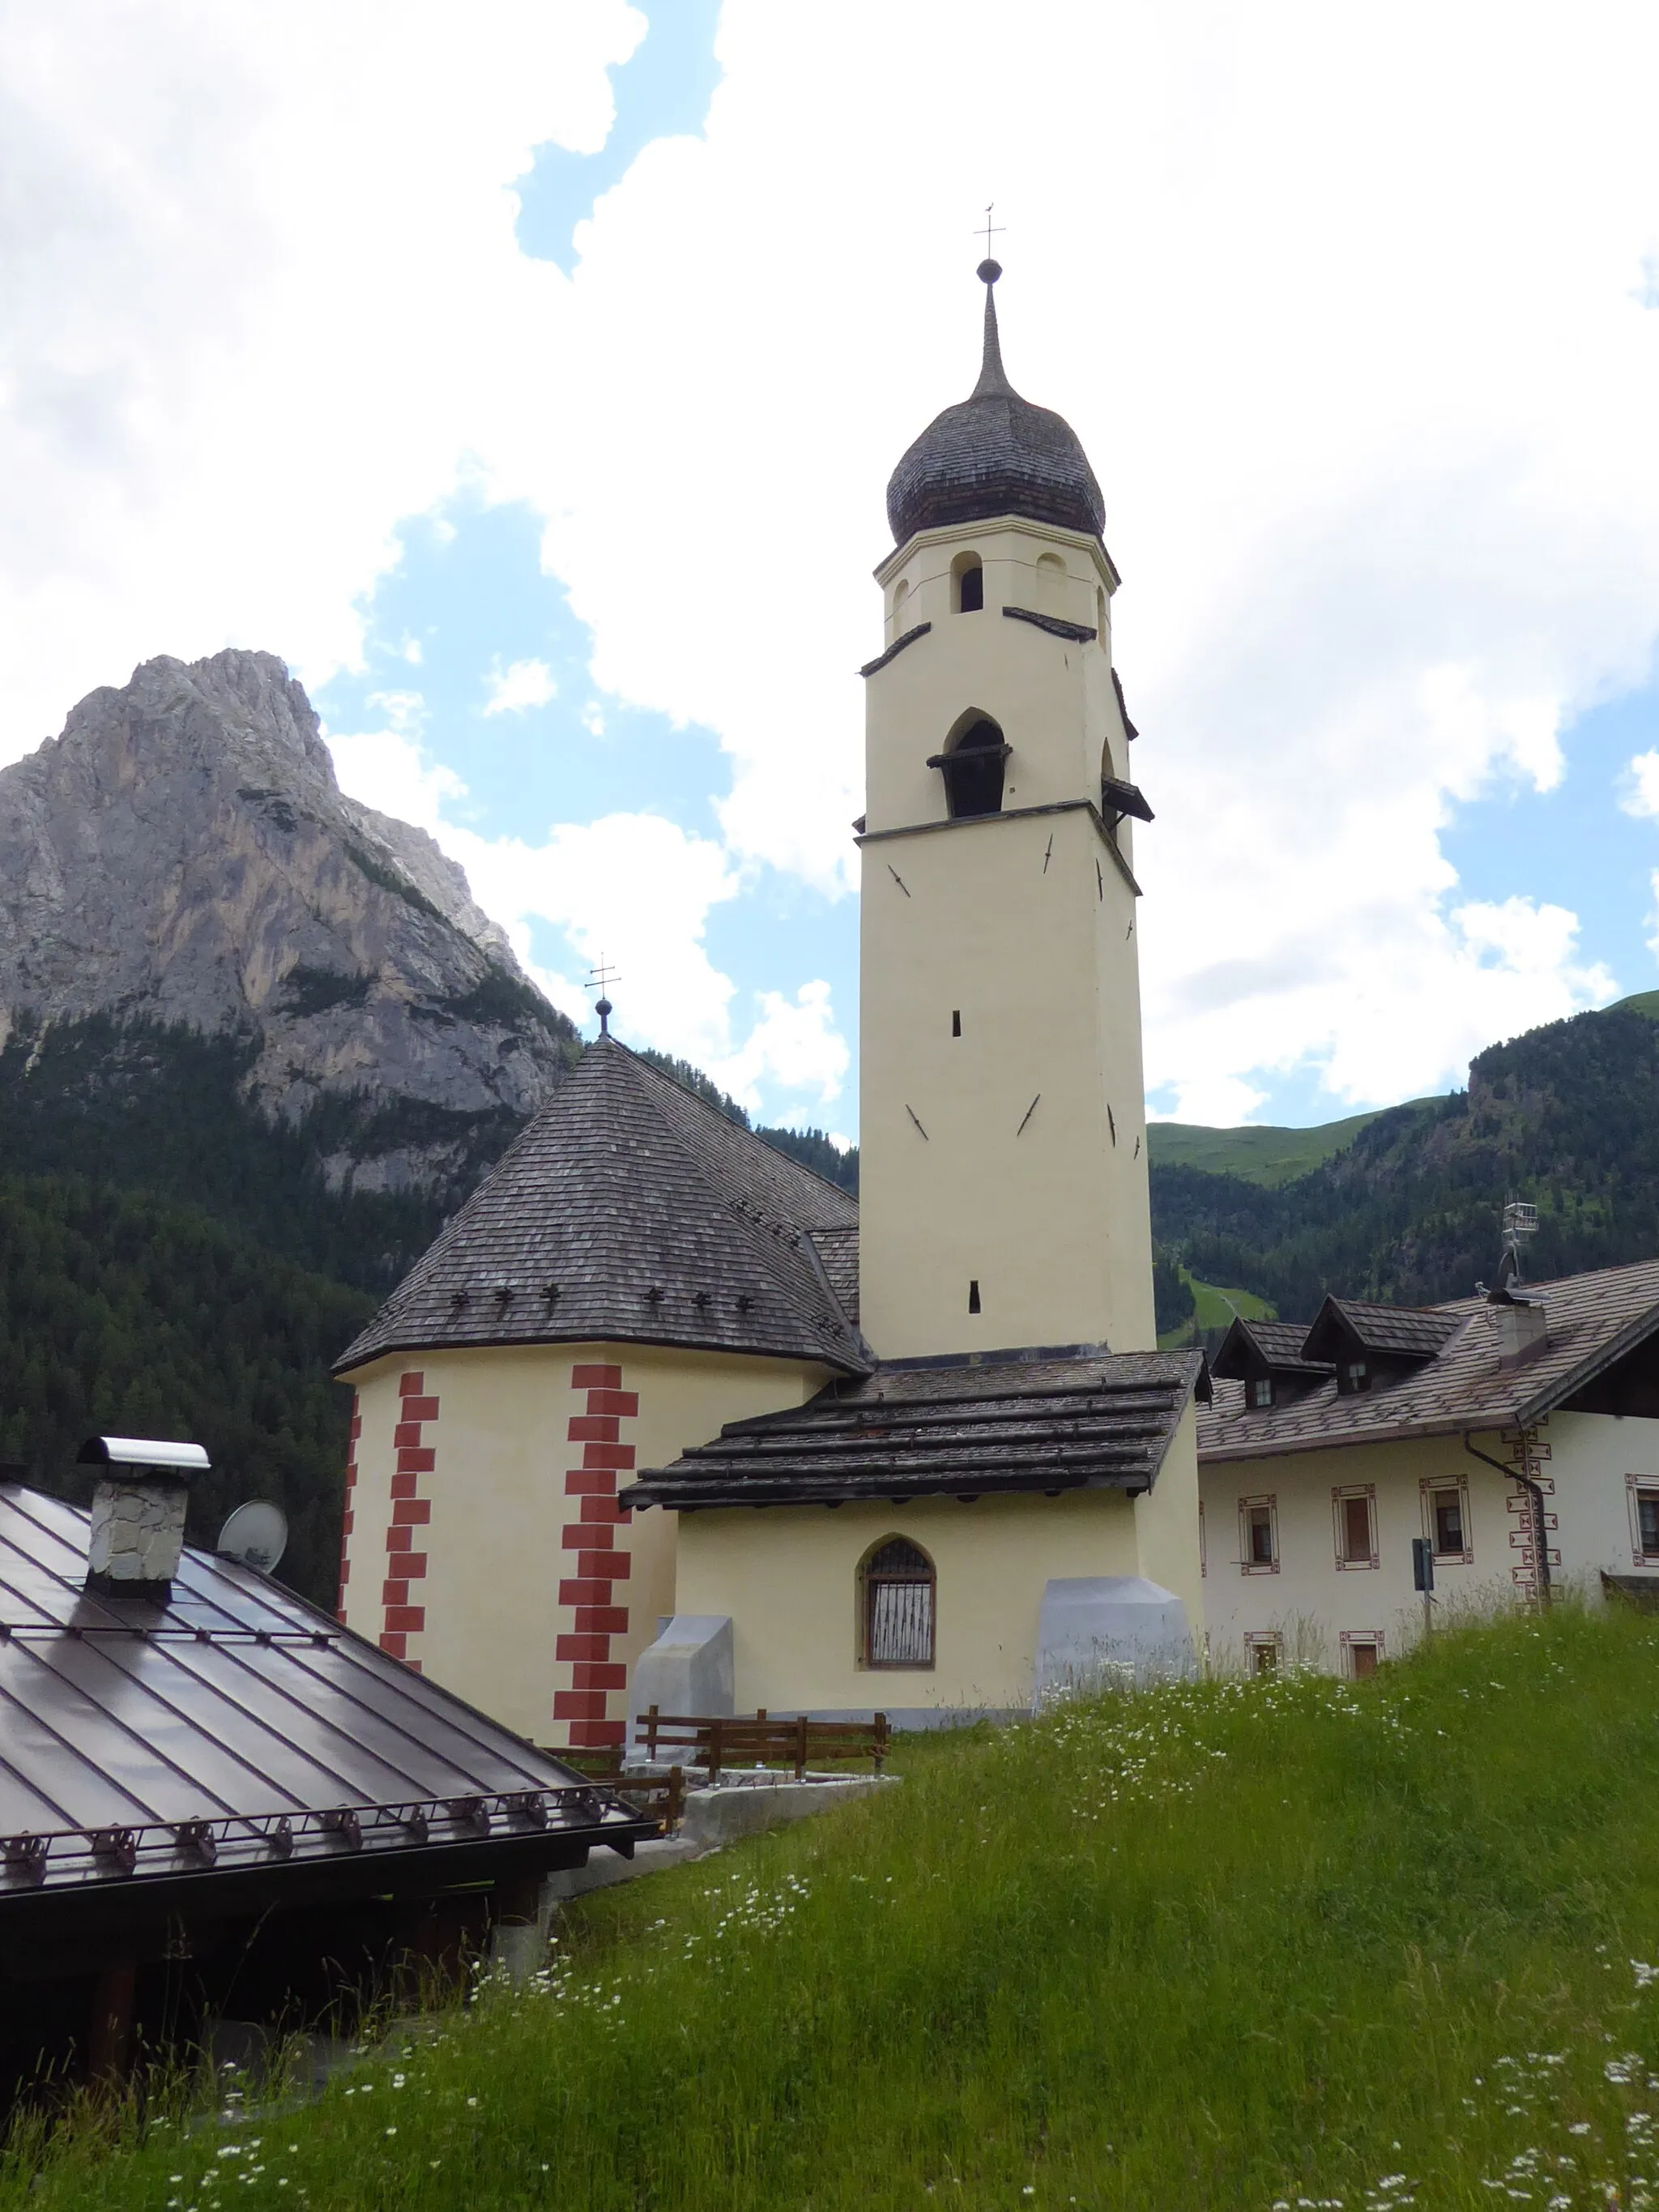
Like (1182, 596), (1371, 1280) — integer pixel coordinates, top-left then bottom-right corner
(77, 1437), (211, 1476)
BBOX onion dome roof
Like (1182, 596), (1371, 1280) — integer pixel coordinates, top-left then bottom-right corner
(885, 261), (1105, 547)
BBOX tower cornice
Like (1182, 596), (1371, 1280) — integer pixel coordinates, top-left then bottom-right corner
(854, 796), (1142, 898)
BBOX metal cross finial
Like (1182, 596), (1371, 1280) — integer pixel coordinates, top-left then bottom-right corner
(586, 956), (620, 1037)
(975, 203), (1004, 259)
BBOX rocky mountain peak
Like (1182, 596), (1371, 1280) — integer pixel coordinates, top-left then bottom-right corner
(0, 649), (576, 1191)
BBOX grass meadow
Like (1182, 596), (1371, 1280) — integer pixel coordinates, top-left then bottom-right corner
(9, 1603), (1659, 2210)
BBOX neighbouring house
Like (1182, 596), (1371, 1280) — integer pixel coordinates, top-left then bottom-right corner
(1199, 1262), (1659, 1673)
(0, 1453), (651, 2098)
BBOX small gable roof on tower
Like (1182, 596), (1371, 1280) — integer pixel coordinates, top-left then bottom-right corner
(885, 261), (1107, 548)
(335, 1039), (868, 1378)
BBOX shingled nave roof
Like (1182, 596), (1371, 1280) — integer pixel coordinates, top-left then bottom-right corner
(335, 1038), (868, 1377)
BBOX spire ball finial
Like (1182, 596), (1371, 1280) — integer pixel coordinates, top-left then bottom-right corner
(595, 996), (612, 1036)
(977, 257), (1002, 285)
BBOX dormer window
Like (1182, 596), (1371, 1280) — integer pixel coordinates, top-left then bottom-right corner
(1339, 1360), (1370, 1395)
(952, 553), (983, 613)
(1248, 1377), (1273, 1409)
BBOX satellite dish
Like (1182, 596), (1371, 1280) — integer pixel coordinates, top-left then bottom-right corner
(217, 1500), (288, 1575)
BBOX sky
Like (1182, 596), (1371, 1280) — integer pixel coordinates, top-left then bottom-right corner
(6, 2), (1659, 1137)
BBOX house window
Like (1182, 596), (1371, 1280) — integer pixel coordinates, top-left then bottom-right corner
(891, 577), (910, 636)
(1245, 1632), (1281, 1676)
(1341, 1631), (1383, 1680)
(1239, 1497), (1278, 1574)
(1338, 1360), (1370, 1396)
(1035, 550), (1065, 609)
(1333, 1487), (1377, 1570)
(1427, 1482), (1469, 1561)
(952, 552), (983, 613)
(1629, 1476), (1659, 1565)
(860, 1538), (936, 1669)
(1249, 1377), (1274, 1409)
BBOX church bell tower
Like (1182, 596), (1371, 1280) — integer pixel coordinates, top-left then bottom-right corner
(858, 259), (1158, 1360)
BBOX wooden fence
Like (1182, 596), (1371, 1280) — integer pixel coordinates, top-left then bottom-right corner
(632, 1707), (889, 1783)
(544, 1751), (685, 1834)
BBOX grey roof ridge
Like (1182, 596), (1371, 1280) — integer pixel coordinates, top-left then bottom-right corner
(796, 1223), (876, 1369)
(569, 1038), (866, 1371)
(333, 1037), (866, 1377)
(622, 1043), (859, 1219)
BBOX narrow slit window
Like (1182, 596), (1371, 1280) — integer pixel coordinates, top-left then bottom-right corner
(954, 556), (984, 613)
(862, 1539), (936, 1669)
(951, 1010), (962, 1037)
(968, 1279), (981, 1314)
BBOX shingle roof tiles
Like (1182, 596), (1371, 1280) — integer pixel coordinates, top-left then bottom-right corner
(623, 1351), (1205, 1510)
(335, 1039), (868, 1377)
(1198, 1258), (1659, 1462)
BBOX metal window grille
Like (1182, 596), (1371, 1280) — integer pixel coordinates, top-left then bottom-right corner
(1641, 1494), (1659, 1556)
(864, 1539), (935, 1668)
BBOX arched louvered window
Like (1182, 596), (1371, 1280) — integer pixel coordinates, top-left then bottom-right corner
(931, 711), (1009, 819)
(860, 1537), (936, 1669)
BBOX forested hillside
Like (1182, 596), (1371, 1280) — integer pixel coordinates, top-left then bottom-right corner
(1151, 1003), (1659, 1321)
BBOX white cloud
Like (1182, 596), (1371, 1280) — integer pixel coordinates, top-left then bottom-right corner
(1622, 749), (1659, 821)
(326, 724), (464, 836)
(706, 979), (849, 1116)
(481, 657), (557, 715)
(0, 0), (642, 756)
(322, 715), (854, 1091)
(1154, 1075), (1269, 1129)
(10, 2), (1659, 1119)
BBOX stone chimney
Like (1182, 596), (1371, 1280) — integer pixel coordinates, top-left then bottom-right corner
(78, 1437), (211, 1600)
(1489, 1294), (1548, 1369)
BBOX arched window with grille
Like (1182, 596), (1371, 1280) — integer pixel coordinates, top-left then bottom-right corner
(859, 1537), (936, 1669)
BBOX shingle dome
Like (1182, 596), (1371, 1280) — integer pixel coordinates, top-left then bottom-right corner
(885, 261), (1106, 547)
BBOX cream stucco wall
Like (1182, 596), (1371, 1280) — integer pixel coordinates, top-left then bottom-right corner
(339, 1340), (831, 1742)
(673, 1485), (1144, 1716)
(1133, 1401), (1204, 1631)
(859, 514), (1154, 1360)
(1200, 1409), (1659, 1673)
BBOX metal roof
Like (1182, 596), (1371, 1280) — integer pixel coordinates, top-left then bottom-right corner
(76, 1437), (211, 1474)
(0, 1486), (648, 1907)
(623, 1351), (1207, 1512)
